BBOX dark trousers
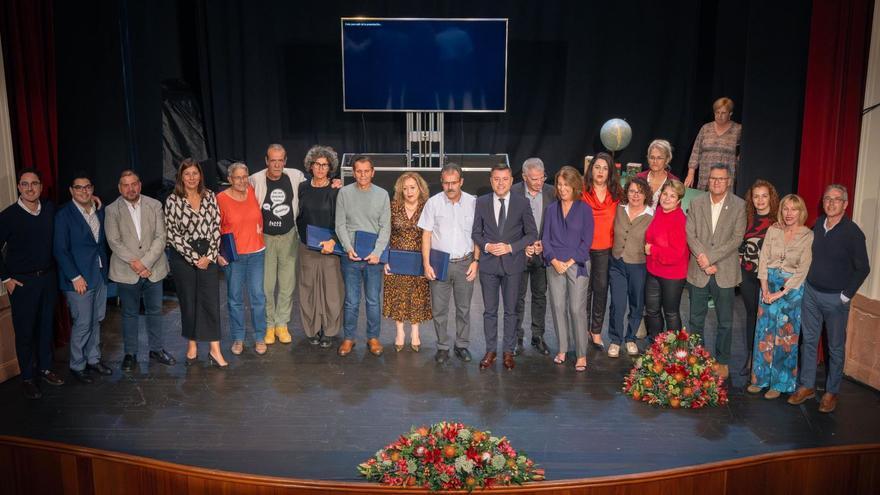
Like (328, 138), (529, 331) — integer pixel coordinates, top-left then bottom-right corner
(608, 257), (647, 345)
(688, 276), (735, 364)
(799, 283), (850, 394)
(118, 277), (165, 355)
(8, 271), (56, 380)
(644, 273), (685, 337)
(515, 255), (547, 342)
(740, 269), (760, 370)
(586, 248), (611, 335)
(480, 270), (523, 354)
(169, 251), (221, 342)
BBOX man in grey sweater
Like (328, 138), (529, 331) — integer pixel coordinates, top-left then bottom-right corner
(335, 156), (391, 357)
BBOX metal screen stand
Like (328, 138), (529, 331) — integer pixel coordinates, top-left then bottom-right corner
(406, 112), (444, 167)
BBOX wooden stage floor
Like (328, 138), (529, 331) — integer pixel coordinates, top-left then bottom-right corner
(1, 277), (878, 482)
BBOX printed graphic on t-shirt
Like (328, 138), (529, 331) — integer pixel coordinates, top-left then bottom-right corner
(262, 175), (295, 235)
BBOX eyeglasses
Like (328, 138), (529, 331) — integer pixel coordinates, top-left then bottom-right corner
(230, 175), (249, 181)
(19, 181), (41, 188)
(524, 175), (546, 182)
(441, 181), (461, 187)
(312, 162), (330, 169)
(708, 177), (729, 182)
(627, 189), (644, 195)
(71, 184), (94, 191)
(822, 196), (845, 203)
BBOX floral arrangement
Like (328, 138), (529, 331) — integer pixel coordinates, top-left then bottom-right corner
(623, 329), (728, 408)
(358, 421), (544, 491)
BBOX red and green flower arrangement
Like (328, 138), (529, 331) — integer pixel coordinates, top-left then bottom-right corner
(623, 329), (728, 408)
(358, 421), (545, 491)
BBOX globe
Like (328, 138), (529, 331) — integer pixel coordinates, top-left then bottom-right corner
(599, 118), (632, 152)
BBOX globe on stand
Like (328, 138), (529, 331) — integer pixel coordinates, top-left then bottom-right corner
(599, 118), (632, 152)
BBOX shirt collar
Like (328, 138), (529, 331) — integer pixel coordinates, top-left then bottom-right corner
(74, 201), (96, 215)
(710, 193), (727, 206)
(624, 204), (654, 217)
(17, 197), (41, 215)
(494, 191), (511, 202)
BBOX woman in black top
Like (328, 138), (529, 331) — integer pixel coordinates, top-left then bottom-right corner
(296, 145), (344, 348)
(738, 179), (779, 376)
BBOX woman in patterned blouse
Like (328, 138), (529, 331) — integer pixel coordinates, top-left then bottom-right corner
(165, 158), (226, 368)
(685, 97), (742, 190)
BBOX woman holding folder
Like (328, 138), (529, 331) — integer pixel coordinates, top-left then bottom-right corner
(217, 162), (267, 356)
(296, 145), (344, 348)
(383, 172), (432, 352)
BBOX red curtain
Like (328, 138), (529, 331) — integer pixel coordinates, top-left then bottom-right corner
(0, 0), (59, 201)
(797, 0), (873, 225)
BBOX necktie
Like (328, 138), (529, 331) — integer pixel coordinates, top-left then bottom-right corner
(498, 198), (507, 233)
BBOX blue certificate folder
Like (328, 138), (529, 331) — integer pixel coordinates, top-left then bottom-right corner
(219, 233), (239, 262)
(387, 249), (451, 282)
(306, 225), (345, 256)
(353, 230), (390, 263)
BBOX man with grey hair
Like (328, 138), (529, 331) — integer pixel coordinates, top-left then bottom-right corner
(788, 184), (869, 413)
(685, 163), (746, 378)
(105, 169), (175, 371)
(511, 158), (555, 355)
(418, 163), (479, 364)
(249, 144), (305, 346)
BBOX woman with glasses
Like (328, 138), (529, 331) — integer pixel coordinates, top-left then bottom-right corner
(607, 177), (654, 358)
(685, 97), (742, 190)
(165, 158), (226, 367)
(296, 145), (344, 348)
(637, 139), (679, 206)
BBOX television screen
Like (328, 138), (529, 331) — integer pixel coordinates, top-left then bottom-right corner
(341, 18), (508, 112)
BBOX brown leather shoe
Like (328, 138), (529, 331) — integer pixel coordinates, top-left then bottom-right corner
(818, 393), (838, 413)
(367, 338), (384, 356)
(479, 351), (497, 369)
(787, 387), (816, 405)
(337, 339), (356, 357)
(502, 352), (515, 370)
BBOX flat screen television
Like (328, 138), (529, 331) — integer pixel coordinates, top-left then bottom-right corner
(341, 18), (508, 112)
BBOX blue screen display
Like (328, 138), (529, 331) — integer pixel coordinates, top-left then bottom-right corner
(342, 18), (507, 112)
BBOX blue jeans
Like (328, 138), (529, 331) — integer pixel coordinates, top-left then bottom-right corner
(118, 277), (164, 355)
(224, 251), (267, 343)
(65, 278), (107, 371)
(341, 257), (383, 341)
(608, 257), (646, 345)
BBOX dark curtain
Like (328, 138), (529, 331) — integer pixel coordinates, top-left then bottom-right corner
(0, 0), (59, 200)
(0, 0), (71, 345)
(797, 0), (873, 224)
(194, 1), (743, 180)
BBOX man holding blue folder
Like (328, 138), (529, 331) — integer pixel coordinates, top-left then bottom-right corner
(418, 164), (479, 364)
(335, 156), (391, 357)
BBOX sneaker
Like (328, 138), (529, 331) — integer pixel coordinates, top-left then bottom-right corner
(607, 344), (620, 358)
(275, 326), (292, 344)
(625, 342), (639, 356)
(264, 327), (276, 345)
(230, 341), (244, 355)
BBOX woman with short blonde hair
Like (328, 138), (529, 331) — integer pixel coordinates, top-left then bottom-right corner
(685, 97), (742, 190)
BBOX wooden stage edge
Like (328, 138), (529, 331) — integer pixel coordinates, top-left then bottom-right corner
(1, 436), (878, 494)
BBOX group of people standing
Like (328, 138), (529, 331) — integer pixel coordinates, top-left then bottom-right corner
(0, 98), (871, 413)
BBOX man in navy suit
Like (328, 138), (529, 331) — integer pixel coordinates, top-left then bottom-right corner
(54, 172), (111, 383)
(472, 164), (538, 370)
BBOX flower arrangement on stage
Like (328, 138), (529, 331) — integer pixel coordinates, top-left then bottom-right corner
(358, 421), (544, 492)
(623, 329), (728, 409)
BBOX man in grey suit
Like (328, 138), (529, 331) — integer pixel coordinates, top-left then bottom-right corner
(511, 158), (555, 356)
(685, 163), (746, 378)
(472, 164), (538, 370)
(104, 170), (175, 371)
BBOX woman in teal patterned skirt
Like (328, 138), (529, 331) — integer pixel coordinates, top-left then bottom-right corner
(748, 194), (813, 400)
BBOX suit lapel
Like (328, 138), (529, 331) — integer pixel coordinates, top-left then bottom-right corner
(71, 202), (97, 245)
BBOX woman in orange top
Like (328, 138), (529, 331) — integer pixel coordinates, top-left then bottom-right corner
(217, 162), (268, 356)
(582, 152), (624, 349)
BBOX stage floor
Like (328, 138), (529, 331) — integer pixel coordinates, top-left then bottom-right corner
(1, 278), (878, 481)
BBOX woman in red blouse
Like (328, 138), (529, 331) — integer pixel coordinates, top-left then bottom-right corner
(581, 152), (624, 349)
(644, 180), (689, 337)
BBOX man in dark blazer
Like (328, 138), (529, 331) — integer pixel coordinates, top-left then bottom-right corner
(511, 158), (555, 356)
(54, 172), (111, 383)
(472, 164), (538, 370)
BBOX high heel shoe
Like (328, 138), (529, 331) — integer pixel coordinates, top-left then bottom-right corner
(185, 354), (198, 367)
(208, 353), (228, 369)
(395, 345), (404, 352)
(411, 344), (420, 353)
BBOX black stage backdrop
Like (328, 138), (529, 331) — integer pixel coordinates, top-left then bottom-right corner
(53, 0), (811, 200)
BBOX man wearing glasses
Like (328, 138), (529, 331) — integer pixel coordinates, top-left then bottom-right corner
(788, 184), (870, 413)
(0, 169), (66, 398)
(54, 172), (112, 384)
(510, 158), (555, 356)
(685, 163), (746, 378)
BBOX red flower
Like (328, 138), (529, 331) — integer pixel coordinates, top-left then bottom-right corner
(424, 448), (443, 465)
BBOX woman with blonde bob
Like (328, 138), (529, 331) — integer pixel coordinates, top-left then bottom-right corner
(543, 166), (594, 371)
(748, 194), (813, 400)
(637, 139), (679, 206)
(383, 171), (432, 351)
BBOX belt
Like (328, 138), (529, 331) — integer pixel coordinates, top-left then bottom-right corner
(12, 267), (53, 278)
(450, 253), (474, 263)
